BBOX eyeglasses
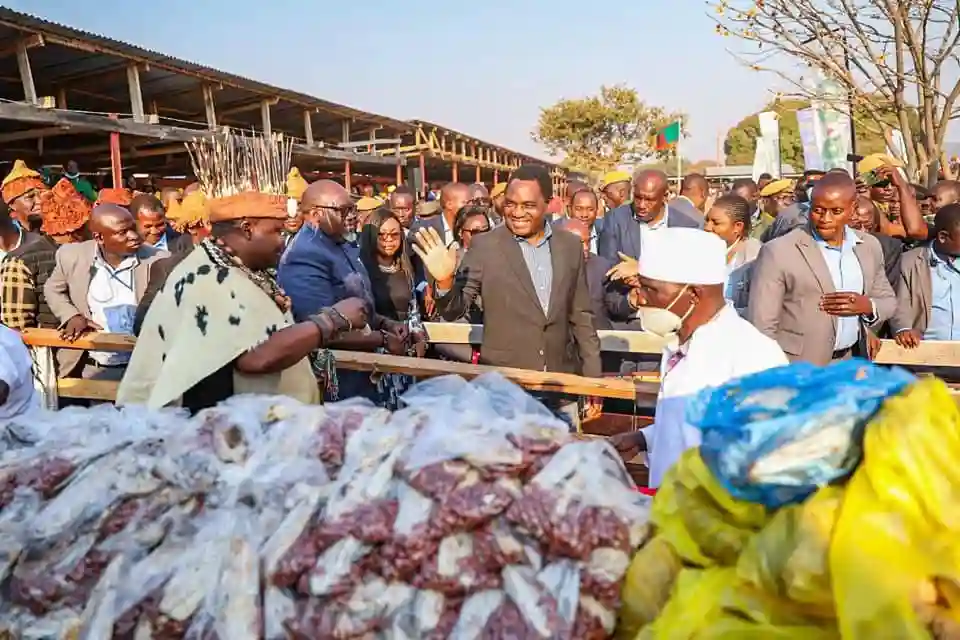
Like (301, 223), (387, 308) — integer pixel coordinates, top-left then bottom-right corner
(378, 231), (402, 240)
(462, 226), (490, 236)
(307, 203), (357, 219)
(468, 197), (492, 207)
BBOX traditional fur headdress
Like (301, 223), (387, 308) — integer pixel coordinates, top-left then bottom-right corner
(186, 131), (294, 223)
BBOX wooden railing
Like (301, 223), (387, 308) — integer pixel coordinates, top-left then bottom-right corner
(20, 327), (659, 406)
(20, 323), (959, 407)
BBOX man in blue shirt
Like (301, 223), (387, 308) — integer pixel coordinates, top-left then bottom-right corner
(278, 180), (408, 401)
(893, 203), (960, 348)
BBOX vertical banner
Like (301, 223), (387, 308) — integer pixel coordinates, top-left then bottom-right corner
(815, 107), (851, 172)
(758, 111), (781, 176)
(796, 108), (821, 170)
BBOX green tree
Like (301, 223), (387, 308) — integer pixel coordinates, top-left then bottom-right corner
(533, 85), (686, 174)
(724, 99), (917, 171)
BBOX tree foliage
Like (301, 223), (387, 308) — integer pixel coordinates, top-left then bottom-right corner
(711, 0), (960, 183)
(533, 85), (686, 174)
(724, 98), (914, 170)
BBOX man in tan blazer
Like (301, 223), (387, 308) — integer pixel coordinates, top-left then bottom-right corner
(748, 173), (896, 366)
(44, 204), (166, 379)
(891, 203), (960, 348)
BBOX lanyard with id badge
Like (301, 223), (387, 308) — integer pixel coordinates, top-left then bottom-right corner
(91, 261), (137, 335)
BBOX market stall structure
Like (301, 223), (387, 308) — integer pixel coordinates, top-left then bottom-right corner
(0, 8), (562, 192)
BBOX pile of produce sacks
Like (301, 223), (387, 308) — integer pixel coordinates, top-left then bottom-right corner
(0, 373), (650, 639)
(618, 360), (960, 639)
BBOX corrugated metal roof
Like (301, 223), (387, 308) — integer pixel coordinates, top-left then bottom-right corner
(412, 119), (556, 167)
(0, 8), (556, 167)
(0, 7), (411, 132)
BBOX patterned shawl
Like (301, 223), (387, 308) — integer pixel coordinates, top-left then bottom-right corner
(117, 242), (318, 409)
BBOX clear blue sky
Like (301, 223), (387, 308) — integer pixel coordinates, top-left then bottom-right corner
(10, 0), (774, 163)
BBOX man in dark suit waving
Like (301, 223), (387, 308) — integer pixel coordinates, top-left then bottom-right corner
(413, 164), (601, 378)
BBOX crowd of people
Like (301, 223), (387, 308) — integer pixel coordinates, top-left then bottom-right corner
(0, 146), (954, 487)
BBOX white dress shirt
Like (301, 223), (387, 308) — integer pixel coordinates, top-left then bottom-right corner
(641, 303), (788, 488)
(86, 251), (139, 366)
(0, 324), (38, 421)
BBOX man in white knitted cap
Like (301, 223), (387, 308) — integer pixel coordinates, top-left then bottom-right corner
(609, 227), (787, 489)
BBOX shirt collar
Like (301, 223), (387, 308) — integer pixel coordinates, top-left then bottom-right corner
(153, 233), (168, 251)
(633, 205), (669, 229)
(94, 245), (139, 271)
(812, 225), (860, 249)
(514, 222), (552, 247)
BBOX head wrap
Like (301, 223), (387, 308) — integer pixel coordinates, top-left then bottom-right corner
(638, 228), (727, 285)
(858, 153), (904, 175)
(759, 178), (795, 197)
(356, 196), (382, 213)
(286, 167), (308, 201)
(40, 178), (92, 236)
(95, 187), (133, 208)
(490, 182), (507, 198)
(208, 191), (288, 223)
(2, 159), (45, 204)
(168, 190), (209, 232)
(599, 170), (631, 190)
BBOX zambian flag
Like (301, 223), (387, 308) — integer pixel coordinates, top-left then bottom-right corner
(649, 121), (681, 151)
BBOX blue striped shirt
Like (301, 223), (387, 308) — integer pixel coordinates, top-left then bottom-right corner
(516, 224), (553, 314)
(814, 226), (863, 350)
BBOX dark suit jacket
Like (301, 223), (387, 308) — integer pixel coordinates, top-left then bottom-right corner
(584, 254), (614, 331)
(872, 232), (903, 287)
(133, 249), (193, 336)
(597, 202), (701, 262)
(435, 225), (602, 377)
(668, 196), (704, 223)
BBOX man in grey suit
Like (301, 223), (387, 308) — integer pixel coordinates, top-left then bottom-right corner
(597, 169), (701, 263)
(44, 204), (166, 379)
(747, 173), (895, 366)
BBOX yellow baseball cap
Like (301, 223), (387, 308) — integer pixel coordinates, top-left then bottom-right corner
(356, 196), (382, 212)
(858, 153), (904, 174)
(599, 170), (631, 190)
(490, 182), (507, 198)
(759, 178), (795, 197)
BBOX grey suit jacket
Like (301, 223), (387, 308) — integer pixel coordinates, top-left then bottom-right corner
(668, 196), (704, 223)
(747, 226), (896, 366)
(435, 225), (602, 377)
(44, 240), (166, 376)
(890, 244), (932, 335)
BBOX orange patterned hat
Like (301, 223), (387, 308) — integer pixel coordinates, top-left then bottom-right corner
(1, 159), (45, 204)
(207, 191), (288, 223)
(94, 187), (133, 208)
(40, 179), (92, 235)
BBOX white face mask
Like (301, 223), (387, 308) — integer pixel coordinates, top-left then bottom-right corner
(637, 285), (694, 338)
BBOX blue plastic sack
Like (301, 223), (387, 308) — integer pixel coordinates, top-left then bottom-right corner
(686, 359), (915, 509)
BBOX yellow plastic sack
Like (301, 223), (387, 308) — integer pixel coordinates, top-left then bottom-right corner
(651, 449), (769, 567)
(736, 485), (843, 621)
(831, 378), (960, 639)
(616, 535), (683, 639)
(639, 567), (840, 640)
(618, 450), (769, 638)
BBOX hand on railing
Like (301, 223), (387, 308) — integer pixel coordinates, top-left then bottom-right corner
(59, 315), (102, 342)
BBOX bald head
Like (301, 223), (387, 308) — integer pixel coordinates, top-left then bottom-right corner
(90, 204), (141, 257)
(634, 169), (668, 192)
(440, 182), (470, 220)
(467, 183), (489, 201)
(810, 173), (857, 244)
(632, 170), (669, 223)
(301, 179), (349, 208)
(932, 180), (960, 213)
(811, 172), (857, 204)
(680, 173), (709, 210)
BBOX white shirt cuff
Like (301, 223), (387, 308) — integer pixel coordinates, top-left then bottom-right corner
(862, 300), (878, 325)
